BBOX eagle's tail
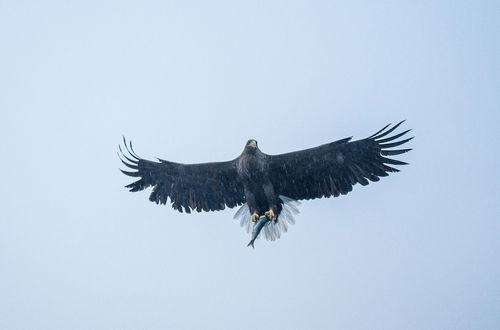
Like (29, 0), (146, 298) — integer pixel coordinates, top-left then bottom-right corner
(234, 195), (301, 243)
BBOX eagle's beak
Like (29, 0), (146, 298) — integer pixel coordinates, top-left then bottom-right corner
(248, 141), (257, 148)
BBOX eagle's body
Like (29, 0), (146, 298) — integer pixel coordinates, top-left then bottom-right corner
(119, 121), (412, 244)
(237, 144), (281, 220)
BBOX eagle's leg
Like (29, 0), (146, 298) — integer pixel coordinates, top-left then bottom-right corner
(263, 182), (278, 221)
(244, 186), (260, 222)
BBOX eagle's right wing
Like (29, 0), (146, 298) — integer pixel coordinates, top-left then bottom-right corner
(119, 139), (245, 213)
(267, 121), (413, 201)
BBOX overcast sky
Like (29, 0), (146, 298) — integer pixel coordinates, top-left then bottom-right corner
(0, 1), (499, 329)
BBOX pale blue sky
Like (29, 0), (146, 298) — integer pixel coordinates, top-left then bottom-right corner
(0, 1), (498, 329)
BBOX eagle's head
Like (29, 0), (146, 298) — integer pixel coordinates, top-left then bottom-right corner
(245, 139), (258, 152)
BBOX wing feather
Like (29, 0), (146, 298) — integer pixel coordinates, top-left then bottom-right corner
(119, 139), (245, 212)
(268, 122), (412, 201)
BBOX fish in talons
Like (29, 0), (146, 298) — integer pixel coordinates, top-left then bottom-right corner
(247, 215), (272, 248)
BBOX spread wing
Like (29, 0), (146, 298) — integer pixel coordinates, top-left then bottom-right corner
(268, 121), (413, 201)
(119, 139), (245, 213)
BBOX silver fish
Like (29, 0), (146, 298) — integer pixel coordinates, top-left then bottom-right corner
(247, 215), (272, 248)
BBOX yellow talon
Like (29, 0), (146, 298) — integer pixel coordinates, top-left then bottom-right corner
(251, 213), (259, 222)
(265, 209), (275, 219)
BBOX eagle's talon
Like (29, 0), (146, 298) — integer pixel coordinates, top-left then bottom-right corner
(265, 209), (275, 220)
(251, 213), (259, 222)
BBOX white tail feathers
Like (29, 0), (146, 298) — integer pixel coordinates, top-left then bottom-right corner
(233, 195), (301, 242)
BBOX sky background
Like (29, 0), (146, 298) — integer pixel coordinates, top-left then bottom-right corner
(1, 1), (499, 329)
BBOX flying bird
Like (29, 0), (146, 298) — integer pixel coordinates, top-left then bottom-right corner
(119, 121), (412, 245)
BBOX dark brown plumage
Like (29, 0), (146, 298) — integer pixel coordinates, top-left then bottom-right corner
(119, 121), (412, 222)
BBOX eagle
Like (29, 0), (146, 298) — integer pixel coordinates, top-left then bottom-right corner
(119, 121), (412, 244)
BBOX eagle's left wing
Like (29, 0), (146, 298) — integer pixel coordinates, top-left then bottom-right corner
(267, 121), (413, 201)
(119, 139), (245, 213)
